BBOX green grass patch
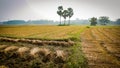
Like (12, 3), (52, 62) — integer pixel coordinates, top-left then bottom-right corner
(66, 42), (88, 68)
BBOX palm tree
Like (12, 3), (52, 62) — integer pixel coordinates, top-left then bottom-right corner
(62, 10), (69, 25)
(57, 6), (63, 25)
(67, 8), (74, 25)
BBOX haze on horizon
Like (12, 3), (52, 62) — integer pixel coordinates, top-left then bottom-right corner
(0, 0), (120, 22)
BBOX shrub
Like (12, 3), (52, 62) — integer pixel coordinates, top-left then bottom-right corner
(86, 26), (90, 28)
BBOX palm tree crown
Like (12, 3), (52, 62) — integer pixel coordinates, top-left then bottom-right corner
(67, 8), (74, 25)
(62, 10), (69, 25)
(57, 6), (74, 25)
(68, 8), (74, 18)
(57, 6), (63, 25)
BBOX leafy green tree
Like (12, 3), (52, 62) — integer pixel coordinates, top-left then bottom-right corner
(67, 8), (74, 25)
(99, 16), (110, 25)
(89, 17), (97, 26)
(115, 18), (120, 25)
(57, 6), (63, 25)
(62, 10), (69, 25)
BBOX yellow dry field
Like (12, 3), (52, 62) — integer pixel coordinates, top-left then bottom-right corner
(81, 26), (120, 68)
(0, 25), (85, 39)
(0, 25), (120, 68)
(0, 25), (87, 68)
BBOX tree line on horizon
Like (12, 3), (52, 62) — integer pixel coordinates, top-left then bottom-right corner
(0, 18), (120, 25)
(57, 6), (74, 25)
(89, 16), (112, 26)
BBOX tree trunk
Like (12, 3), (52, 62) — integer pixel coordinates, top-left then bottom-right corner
(60, 16), (61, 25)
(64, 19), (66, 25)
(69, 18), (70, 25)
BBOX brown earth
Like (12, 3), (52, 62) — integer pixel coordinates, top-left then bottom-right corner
(81, 28), (120, 68)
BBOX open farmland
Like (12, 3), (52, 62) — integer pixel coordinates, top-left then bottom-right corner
(0, 25), (87, 68)
(0, 25), (85, 40)
(0, 25), (120, 68)
(81, 26), (120, 68)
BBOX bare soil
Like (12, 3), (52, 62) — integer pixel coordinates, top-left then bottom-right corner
(81, 28), (120, 68)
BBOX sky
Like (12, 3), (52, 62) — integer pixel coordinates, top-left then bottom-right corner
(0, 0), (120, 21)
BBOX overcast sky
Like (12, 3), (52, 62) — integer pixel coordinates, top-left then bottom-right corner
(0, 0), (120, 21)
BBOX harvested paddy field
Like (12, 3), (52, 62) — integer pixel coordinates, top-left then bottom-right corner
(81, 27), (120, 68)
(0, 25), (86, 68)
(0, 25), (120, 68)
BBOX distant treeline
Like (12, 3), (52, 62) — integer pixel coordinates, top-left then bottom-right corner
(0, 20), (57, 25)
(0, 19), (120, 25)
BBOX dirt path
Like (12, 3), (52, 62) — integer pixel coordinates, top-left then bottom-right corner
(81, 28), (120, 68)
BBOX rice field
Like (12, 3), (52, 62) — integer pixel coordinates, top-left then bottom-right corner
(81, 26), (120, 68)
(0, 25), (85, 39)
(0, 44), (70, 68)
(0, 25), (87, 68)
(0, 25), (120, 68)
